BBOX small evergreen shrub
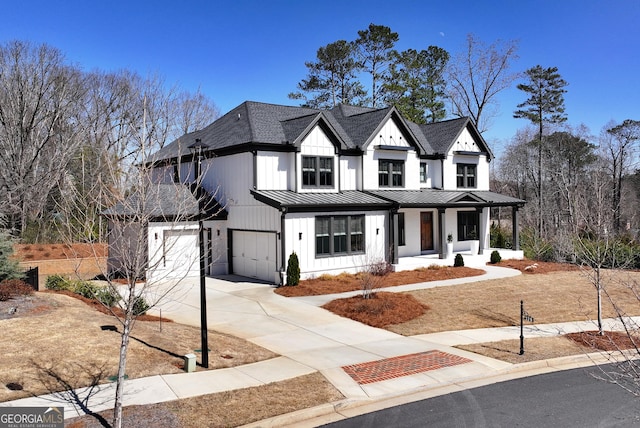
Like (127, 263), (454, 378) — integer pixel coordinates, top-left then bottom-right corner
(490, 250), (502, 264)
(95, 288), (120, 307)
(454, 253), (465, 267)
(73, 281), (100, 300)
(45, 274), (71, 291)
(132, 296), (150, 315)
(286, 252), (300, 286)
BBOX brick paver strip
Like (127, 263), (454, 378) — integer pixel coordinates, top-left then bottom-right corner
(342, 350), (472, 385)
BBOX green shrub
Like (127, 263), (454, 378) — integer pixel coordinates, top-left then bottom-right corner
(490, 250), (502, 264)
(489, 223), (510, 249)
(132, 296), (150, 315)
(45, 274), (71, 291)
(0, 230), (24, 282)
(73, 281), (100, 299)
(286, 252), (300, 286)
(454, 253), (465, 267)
(95, 287), (120, 307)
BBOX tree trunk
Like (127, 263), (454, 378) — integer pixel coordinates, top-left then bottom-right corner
(113, 312), (133, 428)
(597, 266), (603, 336)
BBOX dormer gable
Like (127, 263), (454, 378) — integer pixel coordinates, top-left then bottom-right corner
(361, 108), (426, 155)
(281, 112), (349, 153)
(421, 117), (494, 161)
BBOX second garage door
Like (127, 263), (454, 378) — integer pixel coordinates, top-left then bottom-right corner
(231, 231), (277, 283)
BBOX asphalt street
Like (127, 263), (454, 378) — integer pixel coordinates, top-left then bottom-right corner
(322, 364), (640, 427)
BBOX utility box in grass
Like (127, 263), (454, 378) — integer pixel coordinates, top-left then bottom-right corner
(184, 353), (196, 372)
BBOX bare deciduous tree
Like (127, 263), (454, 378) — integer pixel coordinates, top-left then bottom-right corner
(0, 40), (85, 236)
(447, 34), (520, 133)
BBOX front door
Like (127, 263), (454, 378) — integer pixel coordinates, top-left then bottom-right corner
(420, 212), (434, 251)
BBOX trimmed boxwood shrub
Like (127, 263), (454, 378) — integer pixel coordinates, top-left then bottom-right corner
(454, 253), (465, 267)
(286, 252), (300, 286)
(490, 250), (502, 264)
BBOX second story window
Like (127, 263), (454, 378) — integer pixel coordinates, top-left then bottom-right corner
(456, 163), (476, 188)
(302, 156), (333, 187)
(379, 159), (404, 187)
(420, 163), (427, 183)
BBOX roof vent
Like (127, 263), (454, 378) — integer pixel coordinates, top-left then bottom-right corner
(237, 113), (241, 120)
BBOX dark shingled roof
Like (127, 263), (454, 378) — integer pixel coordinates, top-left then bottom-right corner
(150, 101), (474, 164)
(250, 190), (392, 212)
(366, 189), (525, 208)
(419, 117), (470, 153)
(102, 183), (227, 221)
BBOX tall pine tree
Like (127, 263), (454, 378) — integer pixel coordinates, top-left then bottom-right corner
(514, 65), (568, 238)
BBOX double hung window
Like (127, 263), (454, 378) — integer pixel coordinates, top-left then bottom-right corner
(379, 160), (404, 187)
(302, 156), (334, 187)
(316, 215), (365, 256)
(456, 164), (476, 188)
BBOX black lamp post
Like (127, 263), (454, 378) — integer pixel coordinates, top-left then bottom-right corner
(188, 139), (209, 368)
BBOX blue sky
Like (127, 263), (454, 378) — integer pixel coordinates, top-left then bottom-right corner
(2, 0), (639, 155)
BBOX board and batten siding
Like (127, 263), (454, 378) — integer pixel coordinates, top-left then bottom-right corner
(297, 125), (338, 194)
(283, 211), (387, 279)
(340, 155), (360, 190)
(442, 127), (490, 191)
(255, 151), (291, 190)
(361, 117), (422, 191)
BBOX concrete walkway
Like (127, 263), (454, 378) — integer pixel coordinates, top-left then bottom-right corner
(0, 266), (630, 426)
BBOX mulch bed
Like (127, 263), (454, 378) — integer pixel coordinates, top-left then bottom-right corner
(14, 243), (107, 260)
(322, 292), (428, 328)
(276, 266), (484, 297)
(41, 289), (170, 322)
(496, 259), (580, 274)
(565, 330), (639, 351)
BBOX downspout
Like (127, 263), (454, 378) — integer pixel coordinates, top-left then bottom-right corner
(252, 150), (257, 189)
(440, 156), (445, 189)
(280, 207), (288, 285)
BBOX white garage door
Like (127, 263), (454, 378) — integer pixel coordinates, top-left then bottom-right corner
(163, 230), (199, 278)
(232, 231), (277, 282)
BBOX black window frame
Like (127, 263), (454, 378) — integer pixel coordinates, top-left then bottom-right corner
(398, 212), (406, 246)
(456, 163), (477, 188)
(315, 215), (365, 257)
(419, 162), (427, 183)
(302, 155), (334, 188)
(457, 211), (479, 241)
(378, 159), (404, 188)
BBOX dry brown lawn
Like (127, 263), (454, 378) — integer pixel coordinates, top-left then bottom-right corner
(0, 292), (277, 402)
(387, 268), (640, 335)
(66, 372), (343, 428)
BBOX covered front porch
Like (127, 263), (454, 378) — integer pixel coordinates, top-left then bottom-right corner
(393, 247), (525, 271)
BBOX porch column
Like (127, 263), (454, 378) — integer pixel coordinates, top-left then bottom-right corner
(512, 206), (520, 251)
(438, 208), (446, 259)
(391, 209), (399, 264)
(477, 207), (485, 255)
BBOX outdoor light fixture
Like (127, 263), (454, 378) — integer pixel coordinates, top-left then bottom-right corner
(299, 232), (303, 240)
(188, 138), (209, 368)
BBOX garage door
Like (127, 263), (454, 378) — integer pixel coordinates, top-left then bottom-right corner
(163, 230), (199, 278)
(232, 231), (276, 282)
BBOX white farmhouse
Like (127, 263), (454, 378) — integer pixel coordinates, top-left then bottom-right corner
(108, 101), (525, 284)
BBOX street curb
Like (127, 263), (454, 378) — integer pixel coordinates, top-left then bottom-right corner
(241, 352), (616, 427)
